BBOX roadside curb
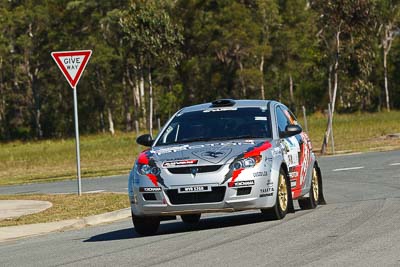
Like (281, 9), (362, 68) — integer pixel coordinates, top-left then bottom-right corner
(0, 208), (131, 242)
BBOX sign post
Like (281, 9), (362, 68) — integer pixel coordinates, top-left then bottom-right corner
(51, 50), (92, 195)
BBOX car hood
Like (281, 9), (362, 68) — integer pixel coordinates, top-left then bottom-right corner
(147, 139), (272, 167)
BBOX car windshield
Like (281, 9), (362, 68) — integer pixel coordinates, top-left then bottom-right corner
(155, 107), (271, 146)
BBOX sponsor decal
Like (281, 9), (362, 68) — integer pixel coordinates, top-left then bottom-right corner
(283, 136), (300, 167)
(192, 148), (232, 164)
(137, 150), (167, 187)
(203, 151), (224, 158)
(203, 107), (237, 112)
(139, 187), (162, 192)
(153, 141), (256, 155)
(298, 132), (311, 186)
(228, 169), (244, 187)
(253, 171), (268, 177)
(191, 167), (199, 176)
(265, 157), (273, 162)
(289, 171), (298, 179)
(290, 179), (297, 188)
(138, 149), (151, 165)
(232, 180), (255, 187)
(266, 180), (274, 187)
(162, 159), (198, 167)
(254, 116), (267, 121)
(272, 147), (281, 157)
(260, 187), (274, 193)
(222, 141), (272, 187)
(259, 193), (273, 197)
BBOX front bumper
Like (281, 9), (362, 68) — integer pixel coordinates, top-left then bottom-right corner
(129, 180), (277, 216)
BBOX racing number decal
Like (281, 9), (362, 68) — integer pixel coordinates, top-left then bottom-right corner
(297, 133), (311, 187)
(281, 109), (311, 196)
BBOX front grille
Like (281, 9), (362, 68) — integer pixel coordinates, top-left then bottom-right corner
(236, 187), (252, 196)
(167, 165), (222, 174)
(166, 186), (226, 205)
(143, 193), (157, 201)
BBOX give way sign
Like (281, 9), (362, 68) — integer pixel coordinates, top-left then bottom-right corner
(51, 50), (92, 89)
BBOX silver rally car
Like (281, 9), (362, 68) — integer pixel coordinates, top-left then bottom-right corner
(129, 99), (326, 235)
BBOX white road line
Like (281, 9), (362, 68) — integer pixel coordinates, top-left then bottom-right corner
(85, 190), (105, 194)
(389, 163), (400, 166)
(332, 166), (365, 172)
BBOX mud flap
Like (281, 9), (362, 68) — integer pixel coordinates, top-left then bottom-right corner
(316, 163), (327, 205)
(285, 171), (295, 213)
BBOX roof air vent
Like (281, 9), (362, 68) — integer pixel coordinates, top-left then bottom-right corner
(210, 99), (236, 107)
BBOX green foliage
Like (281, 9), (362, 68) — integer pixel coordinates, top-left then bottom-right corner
(0, 0), (399, 140)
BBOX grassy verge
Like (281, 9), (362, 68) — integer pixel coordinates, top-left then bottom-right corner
(0, 193), (129, 227)
(303, 111), (400, 154)
(1, 111), (400, 186)
(0, 132), (142, 186)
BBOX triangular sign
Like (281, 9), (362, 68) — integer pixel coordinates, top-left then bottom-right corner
(51, 50), (92, 89)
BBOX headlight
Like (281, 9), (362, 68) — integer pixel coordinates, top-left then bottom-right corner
(233, 156), (261, 170)
(137, 164), (161, 176)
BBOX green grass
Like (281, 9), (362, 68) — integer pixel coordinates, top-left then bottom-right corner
(303, 111), (400, 154)
(0, 193), (129, 227)
(0, 132), (144, 186)
(1, 111), (400, 186)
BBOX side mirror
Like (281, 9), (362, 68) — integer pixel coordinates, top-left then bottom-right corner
(280, 124), (302, 138)
(136, 134), (154, 147)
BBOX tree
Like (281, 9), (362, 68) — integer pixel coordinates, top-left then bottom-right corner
(376, 0), (400, 111)
(311, 0), (376, 153)
(120, 0), (183, 135)
(275, 0), (320, 109)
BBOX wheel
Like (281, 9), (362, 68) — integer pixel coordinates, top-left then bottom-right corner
(298, 166), (319, 209)
(181, 214), (201, 224)
(261, 167), (289, 220)
(132, 213), (160, 236)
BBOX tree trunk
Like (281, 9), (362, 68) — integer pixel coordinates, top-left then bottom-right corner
(383, 53), (390, 111)
(331, 28), (340, 115)
(107, 108), (115, 136)
(25, 63), (42, 138)
(259, 55), (265, 100)
(0, 57), (4, 134)
(148, 67), (153, 136)
(381, 24), (395, 112)
(328, 64), (333, 103)
(139, 67), (147, 129)
(99, 112), (105, 133)
(321, 27), (341, 154)
(122, 75), (132, 131)
(289, 74), (294, 105)
(126, 66), (140, 132)
(238, 59), (246, 98)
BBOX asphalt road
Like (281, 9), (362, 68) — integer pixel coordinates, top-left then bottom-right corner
(0, 174), (128, 195)
(1, 150), (400, 266)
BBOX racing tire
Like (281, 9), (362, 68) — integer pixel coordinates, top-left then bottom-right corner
(298, 165), (320, 210)
(181, 214), (201, 224)
(261, 167), (290, 220)
(132, 214), (160, 236)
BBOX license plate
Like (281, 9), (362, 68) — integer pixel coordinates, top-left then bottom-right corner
(178, 186), (210, 193)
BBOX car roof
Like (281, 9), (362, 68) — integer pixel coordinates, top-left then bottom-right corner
(178, 99), (275, 114)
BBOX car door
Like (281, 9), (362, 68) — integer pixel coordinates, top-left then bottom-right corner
(275, 105), (311, 199)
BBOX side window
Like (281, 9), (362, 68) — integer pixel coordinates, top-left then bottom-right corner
(283, 109), (298, 126)
(276, 107), (290, 134)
